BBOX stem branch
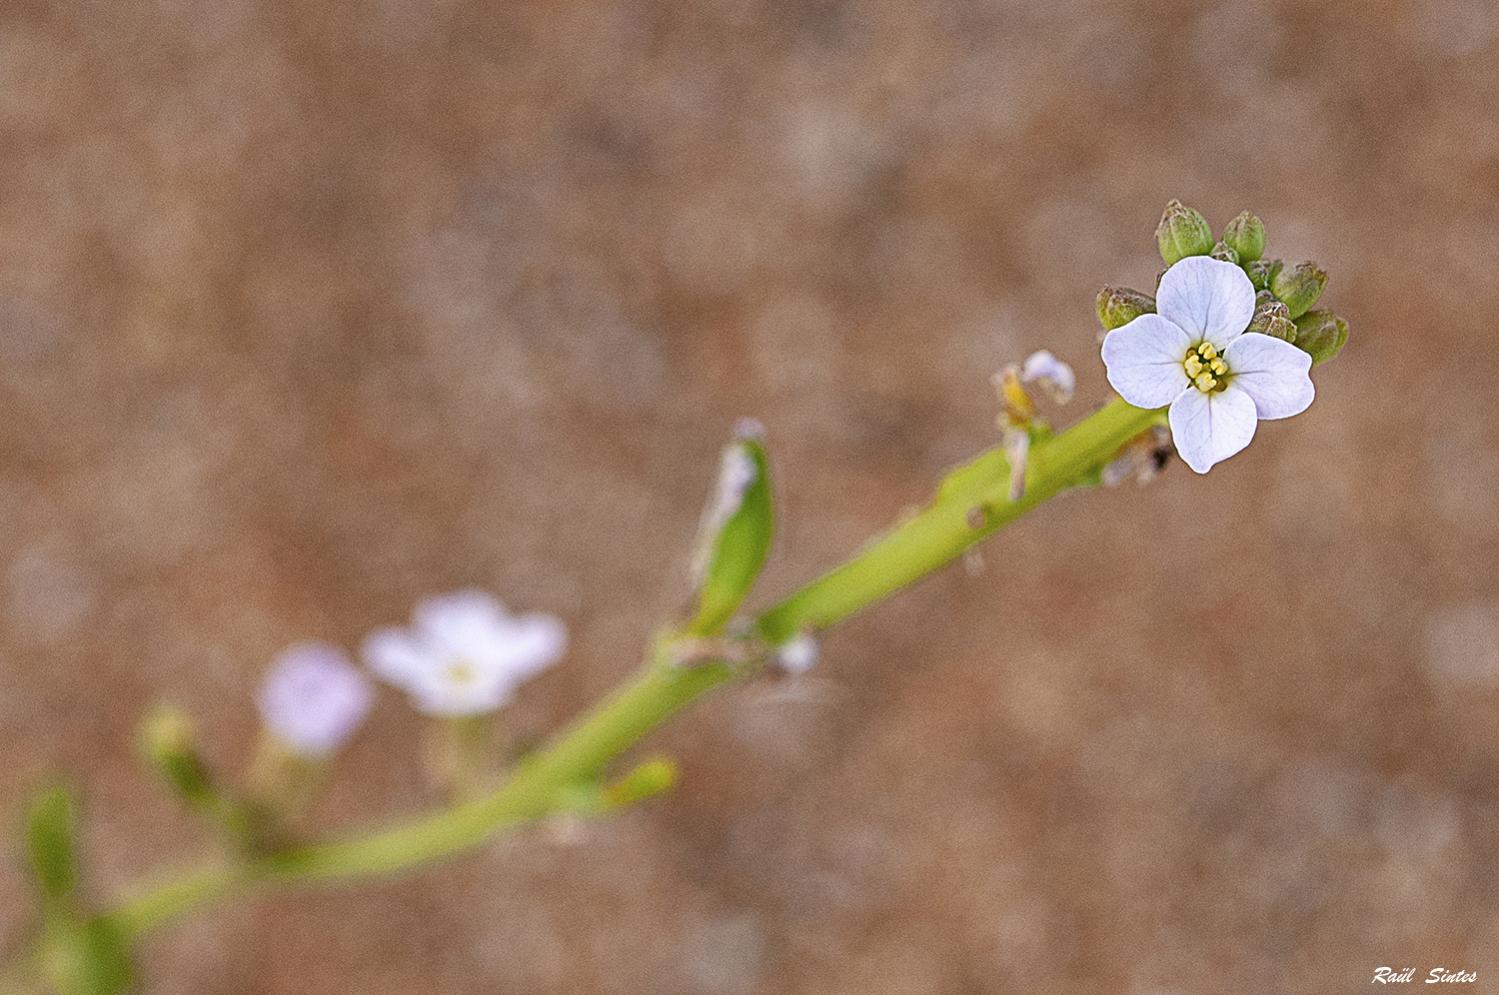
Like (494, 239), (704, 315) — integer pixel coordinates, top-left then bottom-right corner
(103, 397), (1160, 940)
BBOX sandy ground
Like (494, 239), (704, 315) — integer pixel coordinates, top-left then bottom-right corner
(3, 0), (1499, 991)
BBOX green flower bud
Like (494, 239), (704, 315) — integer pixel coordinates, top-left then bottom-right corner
(603, 756), (679, 810)
(1270, 261), (1328, 319)
(1246, 299), (1296, 343)
(1209, 240), (1239, 265)
(1292, 310), (1349, 365)
(1222, 211), (1266, 262)
(687, 425), (773, 636)
(1155, 199), (1214, 265)
(139, 706), (215, 808)
(1244, 258), (1282, 292)
(1094, 285), (1155, 331)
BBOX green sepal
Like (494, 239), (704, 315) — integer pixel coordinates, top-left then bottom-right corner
(687, 428), (774, 635)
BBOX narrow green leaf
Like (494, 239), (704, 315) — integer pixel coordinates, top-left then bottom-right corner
(25, 785), (76, 904)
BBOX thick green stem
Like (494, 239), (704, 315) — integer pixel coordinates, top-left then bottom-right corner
(103, 397), (1162, 941)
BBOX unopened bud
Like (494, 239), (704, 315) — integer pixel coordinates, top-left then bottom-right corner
(139, 707), (214, 808)
(1155, 199), (1214, 265)
(1222, 211), (1266, 262)
(1209, 240), (1239, 265)
(1094, 285), (1155, 332)
(1270, 261), (1328, 319)
(1244, 258), (1282, 292)
(1246, 299), (1296, 342)
(1292, 310), (1349, 365)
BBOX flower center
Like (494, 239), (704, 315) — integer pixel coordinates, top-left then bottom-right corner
(444, 660), (477, 686)
(1183, 342), (1230, 393)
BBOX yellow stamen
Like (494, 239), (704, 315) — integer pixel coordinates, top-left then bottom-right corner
(1183, 342), (1231, 394)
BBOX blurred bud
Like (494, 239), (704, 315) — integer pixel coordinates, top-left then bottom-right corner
(257, 644), (372, 758)
(138, 707), (214, 809)
(1155, 199), (1214, 265)
(1292, 310), (1349, 365)
(1271, 261), (1328, 319)
(1222, 211), (1266, 262)
(1095, 285), (1155, 332)
(25, 785), (76, 905)
(602, 757), (679, 809)
(687, 424), (773, 636)
(1247, 299), (1296, 342)
(40, 916), (134, 995)
(1245, 258), (1282, 292)
(1209, 240), (1239, 265)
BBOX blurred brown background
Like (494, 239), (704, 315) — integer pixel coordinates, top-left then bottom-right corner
(2, 0), (1497, 991)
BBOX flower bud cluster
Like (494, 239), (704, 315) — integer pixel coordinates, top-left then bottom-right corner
(1097, 200), (1348, 366)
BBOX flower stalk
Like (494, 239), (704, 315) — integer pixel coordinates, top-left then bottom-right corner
(83, 395), (1162, 950)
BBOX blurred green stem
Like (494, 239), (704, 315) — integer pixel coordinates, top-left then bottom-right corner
(100, 397), (1161, 940)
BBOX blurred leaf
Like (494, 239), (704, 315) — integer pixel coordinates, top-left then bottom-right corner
(687, 432), (773, 635)
(25, 786), (76, 905)
(40, 918), (134, 995)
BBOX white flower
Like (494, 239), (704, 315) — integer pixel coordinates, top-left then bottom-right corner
(1101, 256), (1315, 474)
(257, 643), (373, 756)
(363, 590), (567, 716)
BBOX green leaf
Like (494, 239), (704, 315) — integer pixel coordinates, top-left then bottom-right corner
(687, 429), (773, 635)
(25, 786), (76, 904)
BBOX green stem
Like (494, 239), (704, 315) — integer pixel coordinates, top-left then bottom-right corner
(103, 397), (1162, 940)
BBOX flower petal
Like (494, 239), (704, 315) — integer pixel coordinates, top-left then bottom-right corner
(362, 628), (430, 688)
(1156, 256), (1256, 349)
(1101, 314), (1192, 408)
(1223, 332), (1315, 420)
(1168, 385), (1258, 474)
(415, 589), (510, 657)
(495, 613), (568, 680)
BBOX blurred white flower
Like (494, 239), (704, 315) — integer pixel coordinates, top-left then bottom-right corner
(1101, 256), (1314, 474)
(1020, 349), (1075, 404)
(257, 643), (373, 757)
(363, 590), (567, 716)
(775, 633), (819, 675)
